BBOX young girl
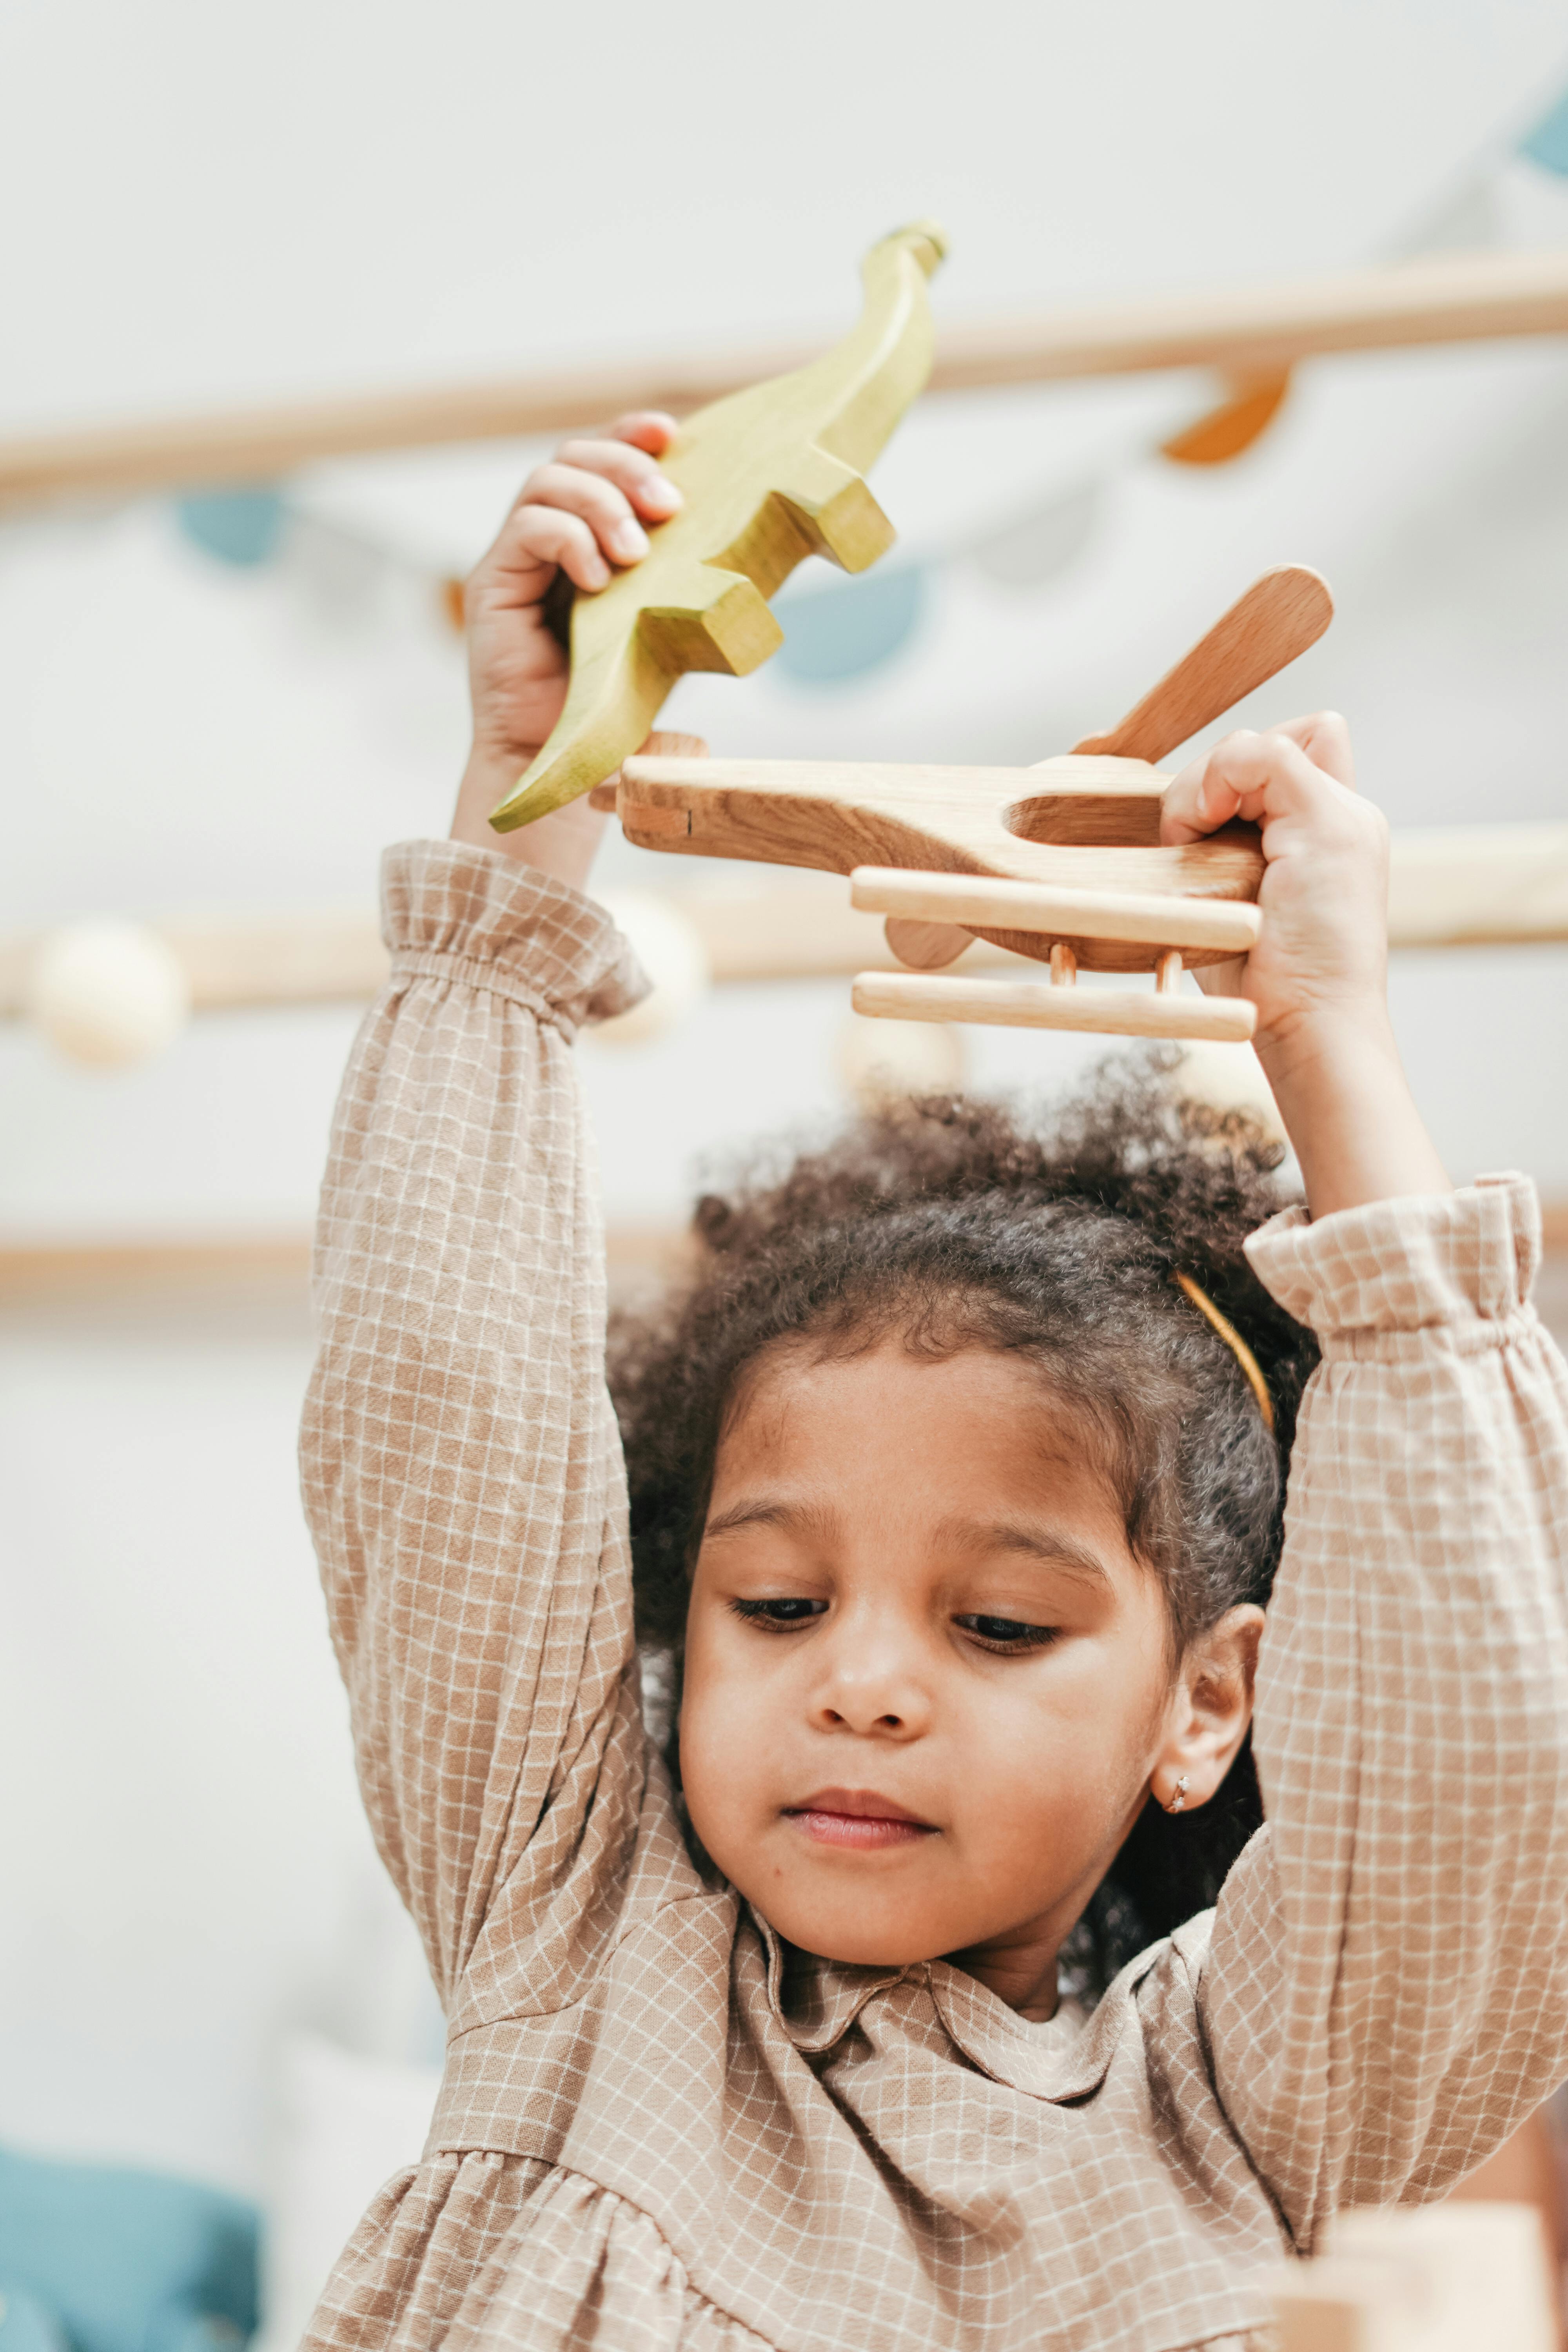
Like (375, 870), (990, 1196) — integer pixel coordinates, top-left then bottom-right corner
(299, 416), (1568, 2351)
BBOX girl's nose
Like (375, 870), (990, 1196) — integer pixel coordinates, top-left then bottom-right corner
(808, 1619), (932, 1738)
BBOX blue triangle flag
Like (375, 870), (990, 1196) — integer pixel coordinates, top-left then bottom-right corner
(1520, 82), (1568, 175)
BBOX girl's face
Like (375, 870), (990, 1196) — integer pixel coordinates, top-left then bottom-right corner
(680, 1339), (1260, 2019)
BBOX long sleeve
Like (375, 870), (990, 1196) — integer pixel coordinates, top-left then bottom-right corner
(299, 838), (654, 2031)
(1194, 1174), (1568, 2249)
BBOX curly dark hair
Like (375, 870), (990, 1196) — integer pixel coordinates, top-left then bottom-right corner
(608, 1051), (1319, 1999)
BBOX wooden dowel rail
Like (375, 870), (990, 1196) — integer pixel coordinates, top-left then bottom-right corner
(852, 967), (1257, 1042)
(5, 249), (1568, 507)
(0, 823), (1563, 1020)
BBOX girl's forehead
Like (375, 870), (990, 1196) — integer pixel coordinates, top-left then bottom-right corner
(726, 1334), (1046, 1437)
(714, 1341), (1116, 1514)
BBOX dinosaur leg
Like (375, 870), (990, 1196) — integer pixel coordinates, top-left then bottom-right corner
(639, 560), (783, 675)
(771, 444), (897, 575)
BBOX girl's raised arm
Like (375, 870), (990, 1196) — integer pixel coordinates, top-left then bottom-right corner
(1163, 720), (1568, 2239)
(299, 425), (686, 2019)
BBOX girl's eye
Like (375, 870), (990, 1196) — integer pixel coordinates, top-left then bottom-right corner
(956, 1614), (1058, 1653)
(730, 1597), (828, 1631)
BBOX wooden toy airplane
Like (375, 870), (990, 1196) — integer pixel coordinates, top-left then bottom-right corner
(605, 562), (1333, 1044)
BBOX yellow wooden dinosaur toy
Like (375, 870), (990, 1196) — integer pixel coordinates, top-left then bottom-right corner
(487, 221), (946, 831)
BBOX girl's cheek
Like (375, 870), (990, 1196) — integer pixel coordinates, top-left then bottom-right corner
(678, 1645), (755, 1831)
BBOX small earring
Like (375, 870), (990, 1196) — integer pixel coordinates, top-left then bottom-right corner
(1165, 1775), (1189, 1816)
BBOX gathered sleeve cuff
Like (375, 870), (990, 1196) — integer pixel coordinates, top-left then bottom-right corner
(381, 837), (648, 1038)
(1245, 1174), (1540, 1351)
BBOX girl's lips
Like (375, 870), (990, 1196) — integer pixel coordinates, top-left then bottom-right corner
(784, 1789), (937, 1851)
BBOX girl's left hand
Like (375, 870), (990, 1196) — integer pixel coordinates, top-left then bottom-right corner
(1159, 713), (1388, 1055)
(1160, 715), (1450, 1216)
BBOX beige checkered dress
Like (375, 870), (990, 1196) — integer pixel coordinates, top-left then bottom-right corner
(299, 840), (1568, 2352)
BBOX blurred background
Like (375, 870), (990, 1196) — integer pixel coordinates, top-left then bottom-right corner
(5, 2), (1568, 2341)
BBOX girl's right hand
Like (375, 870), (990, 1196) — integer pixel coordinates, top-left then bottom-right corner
(1160, 716), (1450, 1217)
(449, 412), (683, 881)
(1159, 713), (1387, 1052)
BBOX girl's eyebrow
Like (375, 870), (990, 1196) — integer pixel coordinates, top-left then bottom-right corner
(702, 1501), (1114, 1592)
(702, 1495), (837, 1545)
(937, 1518), (1116, 1592)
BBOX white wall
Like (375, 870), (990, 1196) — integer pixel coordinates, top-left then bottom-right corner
(4, 0), (1568, 2203)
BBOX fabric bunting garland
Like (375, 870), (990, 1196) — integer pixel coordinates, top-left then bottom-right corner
(1521, 83), (1568, 177)
(175, 488), (289, 567)
(169, 67), (1568, 689)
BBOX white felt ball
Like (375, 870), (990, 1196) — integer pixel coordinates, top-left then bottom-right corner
(1172, 1038), (1285, 1143)
(593, 890), (711, 1046)
(25, 921), (192, 1069)
(837, 1012), (965, 1112)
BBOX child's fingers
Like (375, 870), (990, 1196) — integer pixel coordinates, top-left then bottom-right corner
(1161, 733), (1264, 844)
(1268, 711), (1356, 793)
(1160, 730), (1348, 846)
(468, 414), (681, 614)
(609, 410), (678, 454)
(499, 503), (612, 593)
(509, 461), (652, 571)
(551, 437), (683, 521)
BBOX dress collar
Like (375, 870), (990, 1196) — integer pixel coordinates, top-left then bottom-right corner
(754, 1906), (905, 2053)
(748, 1903), (1135, 2101)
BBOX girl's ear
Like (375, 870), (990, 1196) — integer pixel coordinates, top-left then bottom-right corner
(1149, 1605), (1265, 1816)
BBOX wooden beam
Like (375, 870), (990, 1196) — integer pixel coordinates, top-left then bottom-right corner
(1386, 822), (1568, 948)
(0, 909), (391, 1017)
(929, 246), (1568, 388)
(0, 1225), (691, 1305)
(5, 1210), (1568, 1307)
(4, 249), (1568, 507)
(1, 823), (1565, 1023)
(0, 1234), (314, 1302)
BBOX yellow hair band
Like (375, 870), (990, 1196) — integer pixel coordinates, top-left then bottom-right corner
(1172, 1272), (1276, 1436)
